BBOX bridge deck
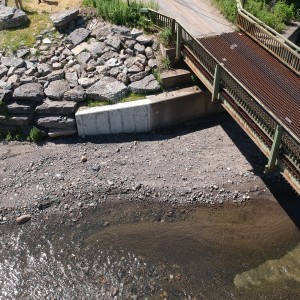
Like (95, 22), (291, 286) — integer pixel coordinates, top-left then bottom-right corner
(199, 32), (300, 138)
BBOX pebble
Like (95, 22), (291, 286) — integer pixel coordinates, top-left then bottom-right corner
(81, 155), (87, 163)
(16, 214), (31, 224)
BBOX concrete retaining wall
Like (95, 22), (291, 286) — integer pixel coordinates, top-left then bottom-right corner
(75, 86), (223, 136)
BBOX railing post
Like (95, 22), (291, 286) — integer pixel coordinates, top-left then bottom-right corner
(265, 125), (283, 172)
(171, 18), (176, 37)
(212, 64), (221, 102)
(176, 22), (182, 61)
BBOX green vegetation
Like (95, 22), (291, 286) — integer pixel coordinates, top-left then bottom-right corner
(214, 0), (298, 33)
(86, 99), (112, 107)
(159, 26), (174, 47)
(120, 92), (145, 102)
(27, 127), (42, 143)
(0, 100), (10, 119)
(0, 11), (52, 53)
(83, 0), (158, 27)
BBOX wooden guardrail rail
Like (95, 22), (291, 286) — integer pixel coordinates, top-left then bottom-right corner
(236, 0), (300, 76)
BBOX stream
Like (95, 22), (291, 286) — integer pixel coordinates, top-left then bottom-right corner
(0, 199), (299, 299)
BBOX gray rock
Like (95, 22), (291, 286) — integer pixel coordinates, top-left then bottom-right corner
(125, 39), (136, 49)
(106, 37), (121, 51)
(0, 65), (8, 78)
(145, 47), (154, 60)
(44, 80), (70, 100)
(112, 25), (130, 35)
(67, 28), (90, 46)
(6, 101), (36, 114)
(16, 48), (30, 58)
(117, 72), (129, 85)
(127, 64), (143, 73)
(78, 77), (98, 88)
(71, 42), (89, 56)
(93, 25), (111, 40)
(136, 35), (153, 45)
(65, 71), (78, 87)
(76, 51), (91, 64)
(52, 62), (62, 70)
(134, 43), (145, 54)
(109, 66), (122, 78)
(47, 69), (65, 82)
(0, 115), (32, 125)
(129, 74), (161, 94)
(37, 63), (52, 76)
(7, 74), (20, 86)
(36, 116), (76, 129)
(48, 128), (77, 138)
(131, 28), (143, 38)
(50, 9), (79, 27)
(1, 57), (24, 68)
(13, 83), (44, 102)
(86, 76), (128, 103)
(148, 59), (158, 68)
(86, 42), (108, 56)
(35, 98), (78, 115)
(129, 71), (148, 82)
(7, 66), (16, 77)
(124, 56), (138, 68)
(0, 6), (28, 29)
(100, 50), (119, 61)
(105, 58), (122, 68)
(64, 85), (85, 102)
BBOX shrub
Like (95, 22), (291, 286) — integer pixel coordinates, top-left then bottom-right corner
(28, 127), (42, 143)
(160, 26), (174, 47)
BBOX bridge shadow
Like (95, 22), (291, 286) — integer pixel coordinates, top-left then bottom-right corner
(52, 113), (300, 229)
(220, 114), (300, 230)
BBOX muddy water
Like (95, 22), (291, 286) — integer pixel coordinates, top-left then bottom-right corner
(0, 199), (300, 299)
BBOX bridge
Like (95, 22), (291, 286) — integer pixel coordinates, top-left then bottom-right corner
(143, 1), (300, 194)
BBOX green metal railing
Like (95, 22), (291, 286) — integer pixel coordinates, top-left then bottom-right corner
(236, 0), (300, 76)
(143, 8), (300, 193)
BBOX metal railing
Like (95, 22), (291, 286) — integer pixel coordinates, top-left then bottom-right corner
(144, 8), (300, 192)
(236, 0), (300, 76)
(146, 9), (176, 36)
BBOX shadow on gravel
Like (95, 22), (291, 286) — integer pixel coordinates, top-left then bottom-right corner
(220, 115), (300, 230)
(52, 113), (300, 229)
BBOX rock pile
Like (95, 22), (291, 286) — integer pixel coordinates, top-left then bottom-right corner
(0, 9), (160, 138)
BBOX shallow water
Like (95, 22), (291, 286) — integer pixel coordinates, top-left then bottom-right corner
(0, 199), (300, 299)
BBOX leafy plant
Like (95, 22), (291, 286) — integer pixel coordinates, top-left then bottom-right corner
(28, 126), (42, 143)
(5, 132), (13, 142)
(160, 26), (174, 47)
(0, 100), (10, 118)
(120, 92), (145, 102)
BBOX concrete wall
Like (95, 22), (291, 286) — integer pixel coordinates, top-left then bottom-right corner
(75, 86), (223, 136)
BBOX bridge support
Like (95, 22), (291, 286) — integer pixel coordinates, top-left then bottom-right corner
(176, 23), (182, 61)
(265, 125), (283, 172)
(212, 64), (221, 102)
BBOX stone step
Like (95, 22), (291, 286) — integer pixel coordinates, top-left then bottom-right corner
(7, 101), (36, 114)
(35, 115), (76, 129)
(35, 99), (78, 115)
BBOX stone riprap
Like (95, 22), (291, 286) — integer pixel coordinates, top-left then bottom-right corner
(0, 12), (160, 138)
(0, 5), (28, 29)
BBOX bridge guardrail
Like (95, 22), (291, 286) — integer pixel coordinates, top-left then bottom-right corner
(144, 8), (300, 191)
(236, 0), (300, 76)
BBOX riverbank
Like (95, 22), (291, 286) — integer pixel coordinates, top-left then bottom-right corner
(1, 114), (297, 224)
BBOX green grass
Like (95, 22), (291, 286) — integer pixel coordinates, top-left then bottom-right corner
(86, 99), (112, 107)
(0, 11), (52, 53)
(83, 0), (158, 27)
(120, 92), (145, 102)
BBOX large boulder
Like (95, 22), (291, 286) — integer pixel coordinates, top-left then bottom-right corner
(86, 76), (128, 103)
(129, 74), (161, 95)
(35, 99), (78, 115)
(67, 28), (90, 46)
(50, 9), (79, 27)
(44, 80), (70, 100)
(0, 5), (28, 29)
(13, 83), (44, 102)
(1, 56), (24, 68)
